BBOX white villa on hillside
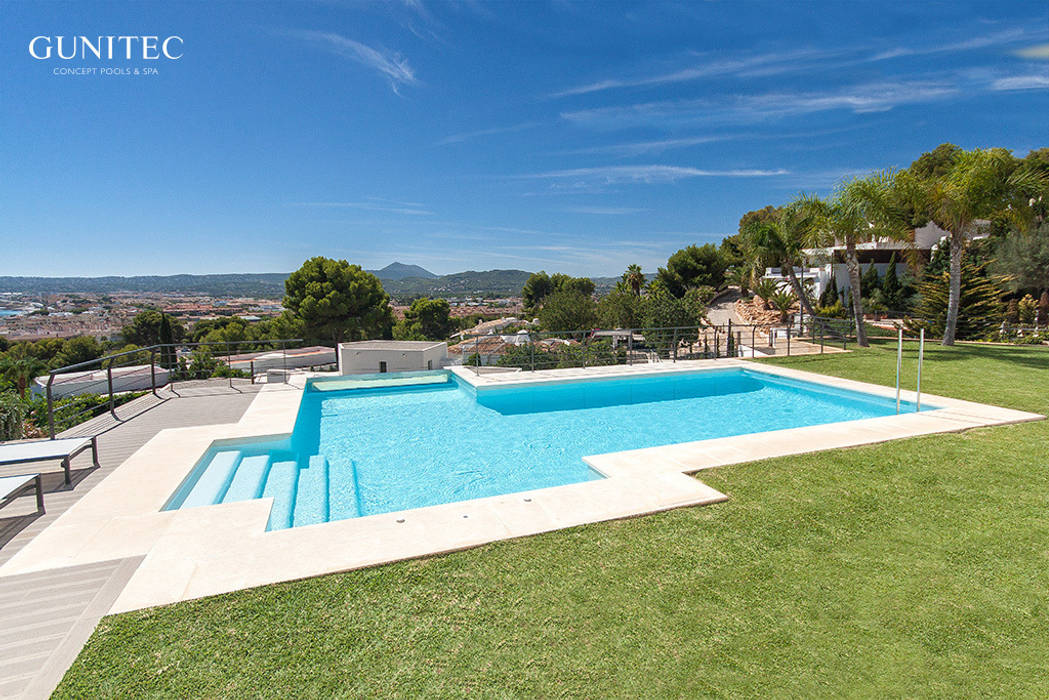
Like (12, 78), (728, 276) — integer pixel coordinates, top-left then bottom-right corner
(761, 221), (987, 300)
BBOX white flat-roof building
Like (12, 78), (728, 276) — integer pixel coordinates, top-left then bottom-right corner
(31, 364), (170, 399)
(336, 340), (448, 375)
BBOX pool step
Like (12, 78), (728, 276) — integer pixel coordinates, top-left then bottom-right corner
(292, 455), (330, 527)
(222, 455), (271, 503)
(328, 458), (362, 521)
(182, 451), (242, 508)
(262, 460), (300, 530)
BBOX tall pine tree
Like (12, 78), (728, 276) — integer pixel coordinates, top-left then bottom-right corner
(158, 313), (176, 369)
(882, 253), (902, 311)
(819, 275), (839, 307)
(909, 261), (1003, 339)
(861, 263), (881, 298)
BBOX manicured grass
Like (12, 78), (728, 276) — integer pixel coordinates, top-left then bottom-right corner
(56, 341), (1049, 698)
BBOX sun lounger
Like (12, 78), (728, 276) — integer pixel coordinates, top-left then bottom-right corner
(0, 473), (44, 513)
(0, 436), (99, 485)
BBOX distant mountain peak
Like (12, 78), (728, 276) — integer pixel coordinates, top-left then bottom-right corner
(370, 262), (437, 280)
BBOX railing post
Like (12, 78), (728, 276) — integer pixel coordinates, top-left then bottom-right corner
(916, 328), (925, 412)
(250, 360), (255, 384)
(727, 319), (732, 358)
(895, 327), (903, 414)
(627, 329), (633, 366)
(46, 376), (55, 439)
(530, 335), (535, 372)
(786, 326), (791, 356)
(107, 362), (115, 416)
(150, 349), (157, 396)
(751, 326), (756, 359)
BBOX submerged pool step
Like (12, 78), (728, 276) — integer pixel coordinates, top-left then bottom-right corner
(182, 451), (242, 508)
(222, 455), (272, 503)
(328, 458), (362, 521)
(292, 455), (331, 527)
(262, 460), (300, 530)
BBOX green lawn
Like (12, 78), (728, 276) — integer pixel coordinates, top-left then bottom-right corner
(56, 341), (1049, 698)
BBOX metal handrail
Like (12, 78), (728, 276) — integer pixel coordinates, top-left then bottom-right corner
(44, 338), (304, 439)
(455, 321), (842, 373)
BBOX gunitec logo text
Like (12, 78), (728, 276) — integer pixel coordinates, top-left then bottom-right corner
(28, 35), (184, 60)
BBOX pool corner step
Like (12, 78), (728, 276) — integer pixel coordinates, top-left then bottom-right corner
(182, 451), (242, 508)
(292, 455), (331, 527)
(222, 454), (272, 503)
(262, 460), (300, 530)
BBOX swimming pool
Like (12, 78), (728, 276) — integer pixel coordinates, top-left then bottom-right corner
(165, 367), (932, 530)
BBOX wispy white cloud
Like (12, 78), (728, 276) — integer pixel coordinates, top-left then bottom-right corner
(561, 206), (649, 215)
(991, 74), (1049, 90)
(397, 0), (426, 14)
(561, 80), (959, 130)
(871, 27), (1038, 61)
(1015, 43), (1049, 59)
(290, 201), (433, 216)
(435, 122), (541, 145)
(550, 48), (841, 98)
(283, 30), (417, 93)
(769, 167), (880, 190)
(556, 135), (736, 157)
(365, 195), (427, 208)
(524, 165), (788, 185)
(550, 26), (1047, 100)
(555, 124), (875, 158)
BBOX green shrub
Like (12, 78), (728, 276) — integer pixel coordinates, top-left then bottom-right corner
(24, 392), (147, 435)
(815, 301), (848, 319)
(0, 392), (24, 440)
(1005, 298), (1020, 324)
(1018, 294), (1037, 324)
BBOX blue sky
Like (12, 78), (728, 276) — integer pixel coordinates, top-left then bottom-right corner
(2, 0), (1047, 278)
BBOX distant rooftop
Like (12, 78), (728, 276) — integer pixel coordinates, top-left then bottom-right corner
(339, 340), (445, 351)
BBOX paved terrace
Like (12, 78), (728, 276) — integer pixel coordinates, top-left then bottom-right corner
(0, 380), (278, 699)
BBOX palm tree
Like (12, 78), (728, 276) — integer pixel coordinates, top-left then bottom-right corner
(809, 171), (912, 347)
(744, 195), (822, 320)
(622, 264), (645, 297)
(728, 242), (764, 296)
(769, 289), (797, 323)
(895, 148), (1048, 345)
(0, 354), (47, 399)
(752, 278), (779, 310)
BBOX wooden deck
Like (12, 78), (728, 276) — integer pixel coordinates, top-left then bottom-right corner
(0, 381), (279, 699)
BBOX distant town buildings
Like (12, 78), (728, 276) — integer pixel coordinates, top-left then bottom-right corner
(0, 291), (285, 341)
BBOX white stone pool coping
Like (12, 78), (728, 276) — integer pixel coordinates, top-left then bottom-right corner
(0, 360), (1040, 613)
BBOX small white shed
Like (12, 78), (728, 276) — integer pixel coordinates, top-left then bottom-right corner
(336, 340), (448, 375)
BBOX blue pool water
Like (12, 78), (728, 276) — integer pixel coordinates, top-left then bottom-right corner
(165, 368), (932, 530)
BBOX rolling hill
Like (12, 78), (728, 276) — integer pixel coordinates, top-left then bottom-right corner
(0, 265), (531, 299)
